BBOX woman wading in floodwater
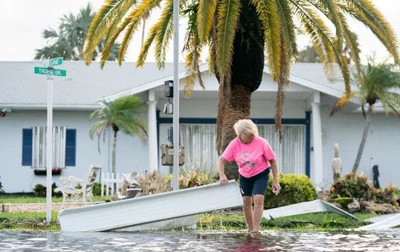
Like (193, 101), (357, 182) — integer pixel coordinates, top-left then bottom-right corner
(218, 119), (281, 233)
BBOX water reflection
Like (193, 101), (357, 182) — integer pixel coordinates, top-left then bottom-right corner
(0, 230), (400, 251)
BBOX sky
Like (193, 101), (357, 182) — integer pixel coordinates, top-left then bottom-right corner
(1, 0), (400, 63)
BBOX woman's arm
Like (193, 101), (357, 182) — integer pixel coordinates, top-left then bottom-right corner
(218, 157), (228, 184)
(269, 159), (278, 181)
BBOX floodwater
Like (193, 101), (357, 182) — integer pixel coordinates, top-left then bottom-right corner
(1, 230), (400, 251)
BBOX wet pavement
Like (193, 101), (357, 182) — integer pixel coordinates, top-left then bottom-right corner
(1, 229), (400, 251)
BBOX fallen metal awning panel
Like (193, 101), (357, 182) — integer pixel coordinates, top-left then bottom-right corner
(358, 213), (400, 230)
(263, 200), (360, 220)
(58, 180), (242, 232)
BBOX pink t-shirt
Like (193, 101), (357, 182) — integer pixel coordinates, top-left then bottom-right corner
(221, 137), (276, 178)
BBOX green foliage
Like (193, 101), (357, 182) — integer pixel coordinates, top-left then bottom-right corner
(34, 3), (121, 61)
(33, 183), (62, 197)
(264, 173), (317, 209)
(328, 173), (399, 208)
(372, 183), (399, 206)
(33, 184), (46, 197)
(329, 173), (373, 200)
(92, 183), (107, 196)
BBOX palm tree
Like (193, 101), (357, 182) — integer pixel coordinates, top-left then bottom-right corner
(89, 95), (148, 187)
(331, 60), (400, 173)
(35, 4), (121, 61)
(83, 0), (399, 180)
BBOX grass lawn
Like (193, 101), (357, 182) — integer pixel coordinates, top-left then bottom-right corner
(0, 195), (113, 204)
(197, 212), (376, 231)
(0, 195), (379, 232)
(0, 211), (377, 232)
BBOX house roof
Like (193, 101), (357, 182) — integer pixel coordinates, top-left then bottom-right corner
(0, 61), (182, 109)
(105, 63), (352, 102)
(0, 61), (355, 109)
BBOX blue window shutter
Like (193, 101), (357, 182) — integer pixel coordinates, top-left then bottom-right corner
(65, 129), (76, 166)
(22, 128), (33, 166)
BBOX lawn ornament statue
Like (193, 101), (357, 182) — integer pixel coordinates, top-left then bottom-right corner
(332, 143), (342, 182)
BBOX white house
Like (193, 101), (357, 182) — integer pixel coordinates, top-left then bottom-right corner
(1, 61), (399, 193)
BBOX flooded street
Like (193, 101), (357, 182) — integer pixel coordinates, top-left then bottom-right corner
(1, 229), (400, 251)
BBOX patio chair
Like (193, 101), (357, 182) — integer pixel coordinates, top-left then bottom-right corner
(55, 164), (102, 209)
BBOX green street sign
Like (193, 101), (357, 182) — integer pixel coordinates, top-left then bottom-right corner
(44, 57), (63, 67)
(34, 67), (67, 77)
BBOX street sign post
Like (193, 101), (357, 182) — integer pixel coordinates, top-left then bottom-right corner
(43, 57), (63, 67)
(33, 57), (66, 223)
(34, 67), (66, 77)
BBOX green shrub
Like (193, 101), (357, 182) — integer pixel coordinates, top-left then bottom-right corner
(33, 183), (62, 197)
(372, 183), (398, 206)
(33, 184), (46, 197)
(264, 173), (318, 209)
(328, 172), (373, 201)
(92, 183), (107, 196)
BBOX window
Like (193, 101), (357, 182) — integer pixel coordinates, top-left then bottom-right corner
(22, 127), (76, 167)
(179, 124), (305, 175)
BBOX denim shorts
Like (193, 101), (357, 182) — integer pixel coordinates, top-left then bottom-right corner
(239, 168), (270, 196)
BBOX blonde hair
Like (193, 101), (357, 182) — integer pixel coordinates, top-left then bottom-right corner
(233, 119), (259, 138)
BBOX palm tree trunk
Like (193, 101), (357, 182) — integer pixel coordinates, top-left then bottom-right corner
(352, 106), (372, 173)
(112, 130), (118, 192)
(216, 1), (264, 181)
(222, 85), (252, 180)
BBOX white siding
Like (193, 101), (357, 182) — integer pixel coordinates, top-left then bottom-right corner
(0, 110), (149, 193)
(319, 106), (400, 188)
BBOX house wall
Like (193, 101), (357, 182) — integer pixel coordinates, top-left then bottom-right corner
(157, 98), (308, 175)
(0, 110), (149, 193)
(320, 106), (400, 189)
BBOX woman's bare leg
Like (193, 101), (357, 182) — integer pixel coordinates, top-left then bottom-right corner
(253, 194), (265, 232)
(242, 196), (254, 231)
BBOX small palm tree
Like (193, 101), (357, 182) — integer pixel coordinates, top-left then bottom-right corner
(89, 95), (148, 185)
(331, 60), (400, 173)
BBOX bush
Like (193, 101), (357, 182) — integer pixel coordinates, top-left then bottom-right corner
(93, 183), (107, 196)
(33, 183), (62, 197)
(136, 171), (172, 196)
(33, 184), (46, 197)
(328, 172), (374, 201)
(264, 173), (318, 209)
(179, 172), (216, 189)
(372, 183), (398, 206)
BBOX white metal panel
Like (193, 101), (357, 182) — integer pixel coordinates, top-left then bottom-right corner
(58, 180), (242, 232)
(263, 200), (360, 220)
(358, 213), (400, 230)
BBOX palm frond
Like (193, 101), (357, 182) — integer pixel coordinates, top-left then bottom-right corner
(317, 0), (344, 50)
(251, 0), (281, 79)
(276, 0), (298, 59)
(183, 3), (205, 98)
(275, 34), (291, 141)
(197, 0), (217, 43)
(216, 0), (241, 84)
(290, 0), (337, 80)
(338, 0), (400, 64)
(83, 0), (136, 64)
(154, 0), (174, 69)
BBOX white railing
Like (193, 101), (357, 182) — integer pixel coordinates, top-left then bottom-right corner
(100, 172), (124, 196)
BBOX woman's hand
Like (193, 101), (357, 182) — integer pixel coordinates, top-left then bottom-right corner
(272, 179), (281, 195)
(219, 174), (229, 184)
